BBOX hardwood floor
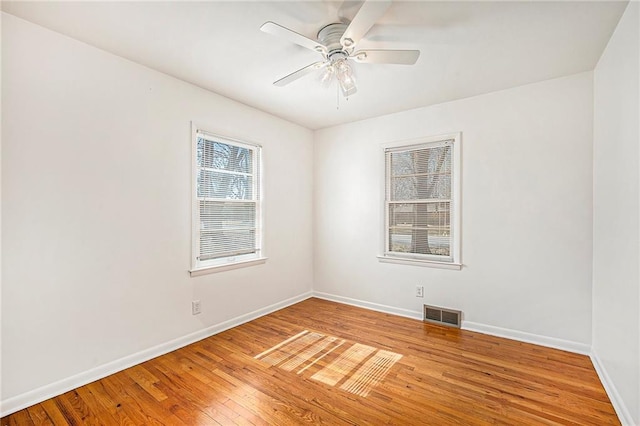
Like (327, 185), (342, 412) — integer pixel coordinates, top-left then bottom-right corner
(2, 298), (620, 425)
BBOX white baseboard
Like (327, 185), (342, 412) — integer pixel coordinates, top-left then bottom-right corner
(462, 321), (591, 355)
(313, 291), (590, 355)
(312, 291), (423, 320)
(590, 351), (635, 426)
(0, 291), (313, 417)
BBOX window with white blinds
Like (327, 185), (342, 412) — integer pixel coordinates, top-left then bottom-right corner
(383, 134), (461, 267)
(192, 128), (262, 272)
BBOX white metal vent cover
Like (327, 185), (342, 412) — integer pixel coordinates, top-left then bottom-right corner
(423, 304), (462, 328)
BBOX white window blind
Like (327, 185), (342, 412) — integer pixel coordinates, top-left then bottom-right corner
(193, 130), (261, 270)
(385, 139), (457, 263)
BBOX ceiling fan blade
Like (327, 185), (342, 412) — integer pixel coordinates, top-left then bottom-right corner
(273, 61), (329, 87)
(340, 0), (392, 48)
(261, 21), (327, 54)
(351, 49), (420, 65)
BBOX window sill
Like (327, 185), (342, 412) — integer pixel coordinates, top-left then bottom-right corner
(377, 255), (462, 270)
(190, 257), (268, 277)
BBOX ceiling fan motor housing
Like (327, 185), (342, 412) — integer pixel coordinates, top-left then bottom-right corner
(317, 23), (350, 60)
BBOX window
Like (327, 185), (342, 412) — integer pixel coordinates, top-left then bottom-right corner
(381, 133), (461, 269)
(191, 125), (264, 275)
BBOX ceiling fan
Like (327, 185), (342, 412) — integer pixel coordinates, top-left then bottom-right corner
(260, 0), (420, 97)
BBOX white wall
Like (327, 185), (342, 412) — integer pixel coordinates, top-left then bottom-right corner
(2, 4), (637, 421)
(593, 2), (640, 424)
(1, 13), (313, 408)
(314, 72), (594, 348)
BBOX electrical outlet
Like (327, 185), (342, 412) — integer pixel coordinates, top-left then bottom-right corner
(192, 300), (201, 315)
(416, 286), (424, 298)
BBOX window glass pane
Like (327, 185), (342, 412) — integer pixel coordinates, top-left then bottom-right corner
(390, 146), (451, 201)
(197, 170), (253, 199)
(388, 202), (450, 256)
(199, 200), (256, 260)
(199, 229), (256, 260)
(391, 175), (451, 200)
(200, 201), (256, 230)
(197, 138), (252, 173)
(391, 146), (451, 176)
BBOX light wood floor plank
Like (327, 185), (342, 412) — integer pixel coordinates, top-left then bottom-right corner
(25, 404), (53, 426)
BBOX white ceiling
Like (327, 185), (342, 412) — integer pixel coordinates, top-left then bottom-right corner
(2, 1), (628, 130)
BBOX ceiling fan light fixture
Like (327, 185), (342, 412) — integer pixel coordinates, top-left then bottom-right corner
(335, 59), (357, 97)
(339, 78), (357, 97)
(320, 64), (335, 85)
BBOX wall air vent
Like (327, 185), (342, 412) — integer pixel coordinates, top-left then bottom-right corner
(423, 305), (462, 328)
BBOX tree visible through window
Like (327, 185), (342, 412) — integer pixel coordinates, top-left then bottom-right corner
(192, 129), (261, 271)
(384, 135), (460, 265)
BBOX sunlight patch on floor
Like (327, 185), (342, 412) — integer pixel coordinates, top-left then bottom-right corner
(255, 331), (402, 397)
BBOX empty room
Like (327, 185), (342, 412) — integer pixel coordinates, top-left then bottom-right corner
(1, 0), (639, 424)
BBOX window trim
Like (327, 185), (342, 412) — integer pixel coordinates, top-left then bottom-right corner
(379, 132), (462, 270)
(189, 122), (266, 276)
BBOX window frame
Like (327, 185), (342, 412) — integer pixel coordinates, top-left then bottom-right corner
(378, 133), (462, 270)
(190, 123), (266, 276)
